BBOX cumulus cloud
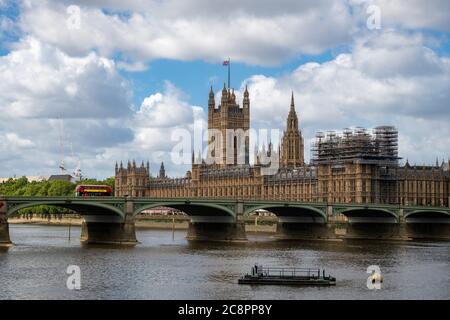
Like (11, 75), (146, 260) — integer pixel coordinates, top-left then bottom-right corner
(0, 37), (132, 119)
(0, 1), (449, 179)
(0, 35), (203, 178)
(244, 31), (450, 164)
(16, 0), (354, 66)
(101, 82), (206, 177)
(12, 0), (450, 69)
(351, 0), (450, 32)
(0, 36), (135, 178)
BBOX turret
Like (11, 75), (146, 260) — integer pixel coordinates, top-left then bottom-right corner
(159, 162), (166, 179)
(287, 92), (296, 127)
(243, 85), (249, 109)
(221, 82), (228, 106)
(208, 85), (215, 110)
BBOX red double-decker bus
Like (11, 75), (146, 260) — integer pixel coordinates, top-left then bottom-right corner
(75, 185), (113, 197)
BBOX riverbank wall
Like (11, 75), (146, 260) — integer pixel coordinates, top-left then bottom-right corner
(8, 215), (278, 233)
(8, 215), (449, 240)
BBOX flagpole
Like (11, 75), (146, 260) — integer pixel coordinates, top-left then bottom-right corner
(228, 57), (230, 89)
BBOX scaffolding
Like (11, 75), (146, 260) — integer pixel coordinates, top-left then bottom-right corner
(374, 126), (398, 159)
(312, 126), (399, 165)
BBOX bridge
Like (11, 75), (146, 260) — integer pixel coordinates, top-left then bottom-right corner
(1, 196), (449, 245)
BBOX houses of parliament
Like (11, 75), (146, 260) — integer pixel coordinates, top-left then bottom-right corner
(115, 85), (450, 207)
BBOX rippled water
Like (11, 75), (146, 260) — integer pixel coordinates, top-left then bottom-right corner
(0, 224), (449, 299)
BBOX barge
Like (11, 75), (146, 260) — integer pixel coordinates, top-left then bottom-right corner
(238, 265), (336, 286)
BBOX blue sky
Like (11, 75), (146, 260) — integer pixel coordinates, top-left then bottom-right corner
(0, 0), (450, 179)
(122, 52), (340, 109)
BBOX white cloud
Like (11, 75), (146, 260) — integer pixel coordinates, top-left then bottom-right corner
(99, 82), (206, 177)
(1, 1), (450, 179)
(0, 37), (132, 119)
(12, 0), (450, 69)
(0, 36), (135, 178)
(244, 31), (450, 164)
(351, 0), (450, 32)
(17, 0), (354, 66)
(4, 133), (34, 148)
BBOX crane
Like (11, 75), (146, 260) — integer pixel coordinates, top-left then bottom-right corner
(57, 117), (82, 180)
(58, 117), (66, 174)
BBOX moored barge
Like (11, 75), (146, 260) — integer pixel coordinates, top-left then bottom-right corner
(238, 265), (336, 286)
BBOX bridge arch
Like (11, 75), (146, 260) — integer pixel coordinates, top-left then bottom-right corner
(338, 207), (398, 223)
(133, 201), (236, 218)
(6, 200), (125, 219)
(244, 204), (327, 223)
(404, 210), (450, 223)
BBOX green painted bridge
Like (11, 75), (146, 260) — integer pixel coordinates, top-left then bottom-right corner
(1, 196), (449, 244)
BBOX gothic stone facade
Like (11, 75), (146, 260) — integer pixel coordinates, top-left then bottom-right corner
(115, 88), (450, 206)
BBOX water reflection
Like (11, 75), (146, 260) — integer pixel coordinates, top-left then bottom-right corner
(0, 224), (448, 300)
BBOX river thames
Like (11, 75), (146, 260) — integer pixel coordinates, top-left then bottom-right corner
(0, 224), (449, 300)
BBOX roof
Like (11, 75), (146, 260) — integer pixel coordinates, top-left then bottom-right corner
(48, 174), (73, 182)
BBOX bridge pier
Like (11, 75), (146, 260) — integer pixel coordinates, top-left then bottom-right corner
(274, 216), (335, 241)
(342, 223), (411, 241)
(0, 198), (12, 246)
(186, 216), (247, 242)
(0, 214), (12, 246)
(404, 223), (450, 240)
(80, 200), (137, 245)
(80, 215), (137, 245)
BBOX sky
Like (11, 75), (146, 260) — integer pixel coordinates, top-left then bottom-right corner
(0, 0), (449, 179)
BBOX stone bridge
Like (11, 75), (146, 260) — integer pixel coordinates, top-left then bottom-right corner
(1, 196), (449, 245)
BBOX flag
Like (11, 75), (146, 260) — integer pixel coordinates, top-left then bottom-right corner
(223, 60), (229, 66)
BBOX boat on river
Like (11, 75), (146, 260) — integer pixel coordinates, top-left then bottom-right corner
(238, 265), (336, 286)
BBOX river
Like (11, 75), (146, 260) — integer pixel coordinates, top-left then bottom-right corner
(0, 224), (449, 299)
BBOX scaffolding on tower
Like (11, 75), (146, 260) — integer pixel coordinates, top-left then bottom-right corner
(312, 126), (400, 165)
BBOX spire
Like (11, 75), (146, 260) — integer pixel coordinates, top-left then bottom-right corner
(221, 82), (228, 105)
(120, 161), (123, 169)
(436, 157), (439, 167)
(208, 85), (215, 107)
(290, 91), (295, 112)
(243, 84), (250, 108)
(159, 162), (166, 178)
(146, 160), (150, 174)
